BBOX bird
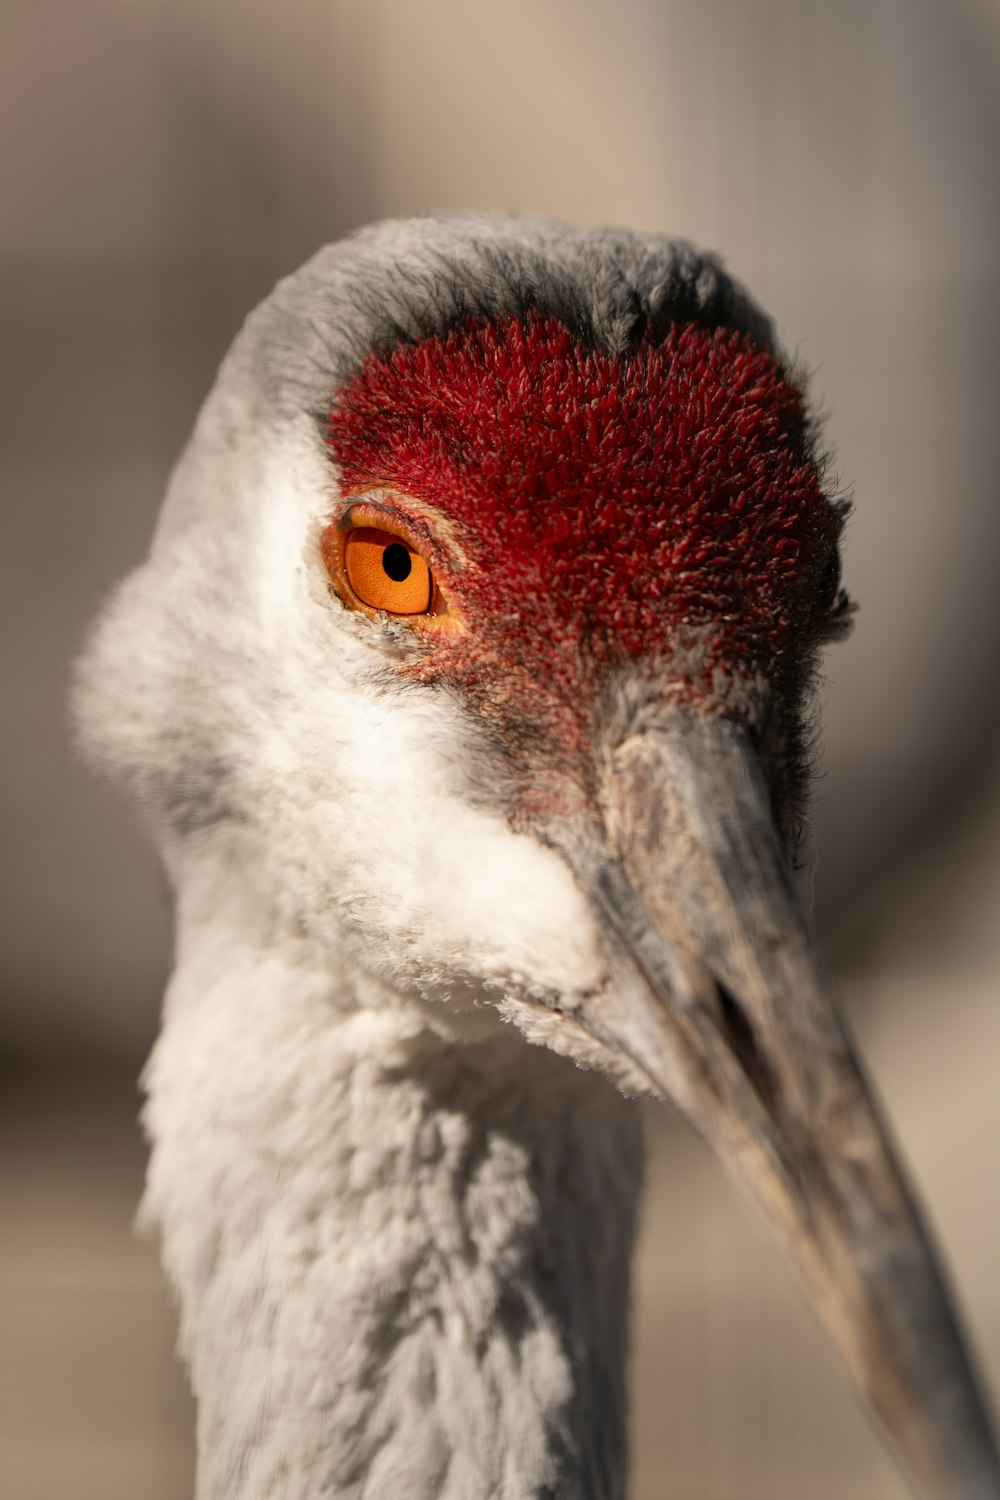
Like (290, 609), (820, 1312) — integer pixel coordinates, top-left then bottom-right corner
(75, 215), (1000, 1500)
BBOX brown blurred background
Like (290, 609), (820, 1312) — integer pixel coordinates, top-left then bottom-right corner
(2, 2), (999, 1496)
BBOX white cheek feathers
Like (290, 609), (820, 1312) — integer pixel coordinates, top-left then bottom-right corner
(267, 681), (609, 1005)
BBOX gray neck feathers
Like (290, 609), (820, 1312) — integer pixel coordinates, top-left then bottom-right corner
(141, 894), (644, 1500)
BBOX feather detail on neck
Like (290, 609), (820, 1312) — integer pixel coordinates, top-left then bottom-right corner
(141, 896), (643, 1500)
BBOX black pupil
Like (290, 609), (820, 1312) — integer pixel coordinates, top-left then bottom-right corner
(382, 543), (412, 582)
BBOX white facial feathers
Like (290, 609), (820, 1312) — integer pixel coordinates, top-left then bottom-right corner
(76, 393), (607, 1019)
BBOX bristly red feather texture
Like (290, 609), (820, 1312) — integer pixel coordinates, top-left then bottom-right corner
(327, 314), (842, 746)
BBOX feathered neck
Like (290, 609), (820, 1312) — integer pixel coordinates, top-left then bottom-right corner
(140, 862), (644, 1499)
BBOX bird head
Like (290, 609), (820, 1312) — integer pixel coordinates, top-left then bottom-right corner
(76, 216), (997, 1498)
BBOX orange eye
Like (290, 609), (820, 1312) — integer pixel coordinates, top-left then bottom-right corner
(343, 527), (432, 615)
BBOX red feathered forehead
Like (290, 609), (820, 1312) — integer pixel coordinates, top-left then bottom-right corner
(326, 314), (840, 695)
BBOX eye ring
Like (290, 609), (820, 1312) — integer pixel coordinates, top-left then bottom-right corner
(319, 500), (460, 630)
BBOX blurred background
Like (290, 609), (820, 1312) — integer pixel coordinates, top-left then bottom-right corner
(2, 1), (999, 1495)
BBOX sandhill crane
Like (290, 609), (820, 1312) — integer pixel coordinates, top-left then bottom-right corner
(76, 216), (999, 1500)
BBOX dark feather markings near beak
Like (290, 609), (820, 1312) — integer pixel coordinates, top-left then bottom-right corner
(552, 714), (1000, 1500)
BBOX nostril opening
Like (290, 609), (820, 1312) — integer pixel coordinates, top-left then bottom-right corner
(715, 982), (781, 1124)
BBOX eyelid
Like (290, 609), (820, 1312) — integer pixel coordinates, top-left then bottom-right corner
(340, 488), (473, 573)
(340, 500), (425, 549)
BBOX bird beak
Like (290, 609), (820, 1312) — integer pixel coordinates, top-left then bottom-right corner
(554, 712), (999, 1500)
